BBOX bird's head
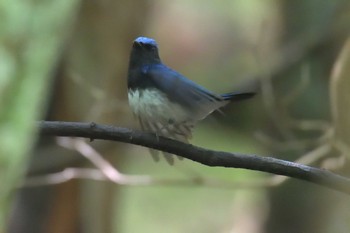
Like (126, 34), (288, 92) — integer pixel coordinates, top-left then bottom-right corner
(129, 37), (161, 67)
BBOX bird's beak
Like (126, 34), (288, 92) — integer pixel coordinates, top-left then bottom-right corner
(133, 41), (142, 48)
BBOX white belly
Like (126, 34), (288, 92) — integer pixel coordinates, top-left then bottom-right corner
(128, 89), (189, 124)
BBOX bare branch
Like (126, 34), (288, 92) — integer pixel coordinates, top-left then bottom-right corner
(56, 137), (153, 185)
(23, 138), (275, 189)
(38, 121), (350, 195)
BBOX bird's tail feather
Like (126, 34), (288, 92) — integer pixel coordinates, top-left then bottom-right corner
(139, 117), (190, 165)
(221, 91), (255, 102)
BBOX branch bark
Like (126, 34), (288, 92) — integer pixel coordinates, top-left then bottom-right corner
(39, 121), (350, 195)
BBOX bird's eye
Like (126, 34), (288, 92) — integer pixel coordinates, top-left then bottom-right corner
(145, 44), (154, 50)
(133, 42), (142, 48)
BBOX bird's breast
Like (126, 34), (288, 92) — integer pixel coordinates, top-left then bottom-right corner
(128, 88), (190, 123)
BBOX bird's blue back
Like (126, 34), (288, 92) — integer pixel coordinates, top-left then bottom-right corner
(139, 63), (225, 117)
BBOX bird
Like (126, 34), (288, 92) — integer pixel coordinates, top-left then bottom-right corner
(127, 36), (255, 164)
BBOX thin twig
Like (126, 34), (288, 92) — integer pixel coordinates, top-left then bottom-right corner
(56, 137), (153, 185)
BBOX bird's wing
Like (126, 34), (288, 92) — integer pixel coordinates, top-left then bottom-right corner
(147, 64), (227, 120)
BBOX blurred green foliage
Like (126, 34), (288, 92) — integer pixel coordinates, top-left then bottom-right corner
(0, 0), (80, 229)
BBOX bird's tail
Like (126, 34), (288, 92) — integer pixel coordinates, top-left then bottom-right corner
(221, 91), (256, 102)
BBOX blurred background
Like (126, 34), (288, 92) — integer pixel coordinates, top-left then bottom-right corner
(2, 0), (350, 232)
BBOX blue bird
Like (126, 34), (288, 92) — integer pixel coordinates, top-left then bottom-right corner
(127, 37), (255, 164)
